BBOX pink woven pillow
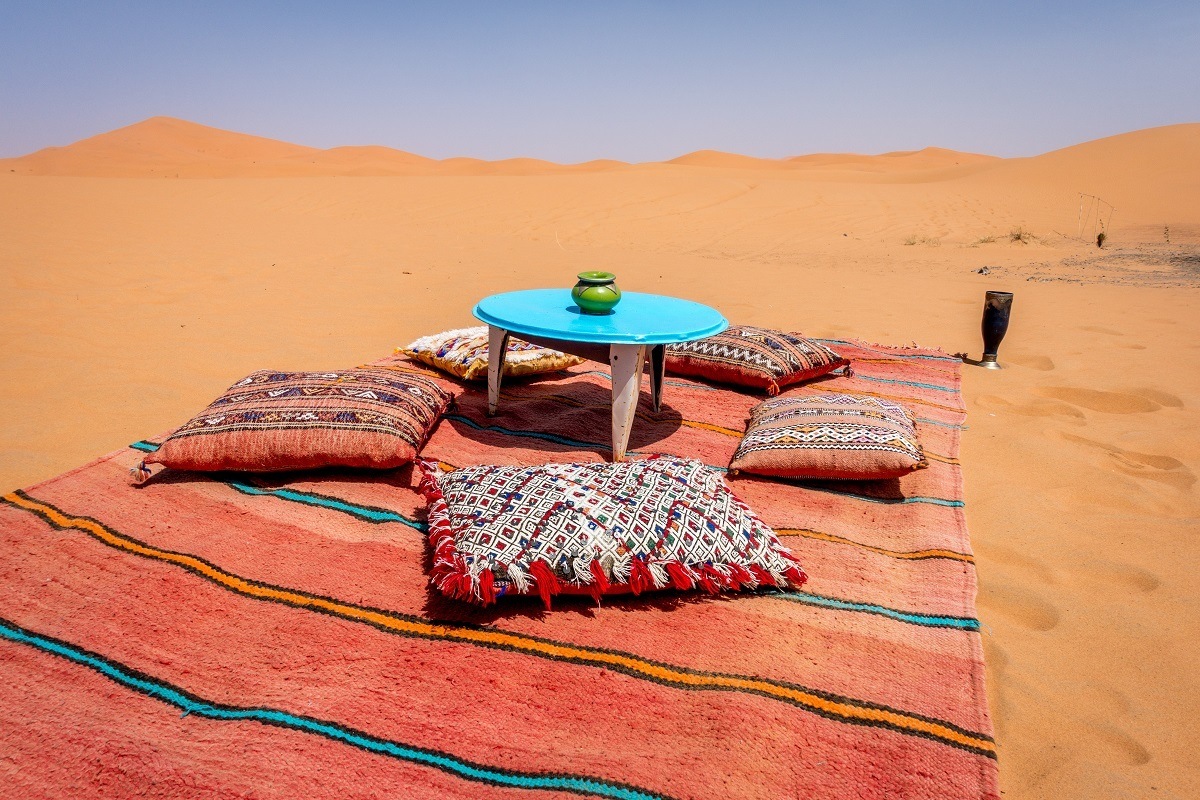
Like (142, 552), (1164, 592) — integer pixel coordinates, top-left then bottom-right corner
(666, 325), (850, 395)
(417, 457), (806, 608)
(133, 368), (452, 480)
(730, 394), (927, 480)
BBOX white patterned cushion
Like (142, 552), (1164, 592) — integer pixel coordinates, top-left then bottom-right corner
(417, 457), (806, 607)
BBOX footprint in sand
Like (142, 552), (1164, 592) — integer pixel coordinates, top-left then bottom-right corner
(1080, 325), (1124, 336)
(976, 542), (1058, 584)
(976, 394), (1084, 419)
(1073, 560), (1162, 593)
(1136, 388), (1184, 408)
(1058, 432), (1195, 490)
(1005, 353), (1055, 371)
(1093, 725), (1152, 766)
(976, 583), (1060, 631)
(1035, 386), (1171, 414)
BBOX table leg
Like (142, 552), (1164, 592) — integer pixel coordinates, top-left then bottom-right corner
(487, 326), (510, 416)
(649, 344), (666, 412)
(610, 344), (646, 461)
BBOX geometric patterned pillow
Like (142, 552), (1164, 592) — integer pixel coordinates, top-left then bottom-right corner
(402, 326), (584, 381)
(665, 325), (850, 395)
(132, 368), (453, 481)
(417, 457), (806, 608)
(729, 394), (927, 480)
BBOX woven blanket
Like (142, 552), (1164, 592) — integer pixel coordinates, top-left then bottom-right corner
(0, 339), (998, 800)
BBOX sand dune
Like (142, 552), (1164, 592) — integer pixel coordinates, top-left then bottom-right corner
(666, 149), (790, 169)
(1, 116), (317, 177)
(1, 118), (1198, 799)
(962, 123), (1200, 234)
(12, 115), (1180, 183)
(0, 117), (626, 177)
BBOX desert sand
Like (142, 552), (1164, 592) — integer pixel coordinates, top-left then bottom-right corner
(2, 118), (1198, 798)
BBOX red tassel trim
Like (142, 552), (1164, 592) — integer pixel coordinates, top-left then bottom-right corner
(528, 560), (561, 610)
(478, 568), (497, 605)
(782, 564), (808, 589)
(628, 557), (654, 595)
(697, 565), (722, 594)
(749, 564), (776, 587)
(588, 560), (611, 602)
(665, 561), (694, 590)
(419, 460), (483, 604)
(727, 563), (754, 590)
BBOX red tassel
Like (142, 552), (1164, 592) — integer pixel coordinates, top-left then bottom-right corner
(478, 568), (497, 605)
(446, 571), (464, 600)
(589, 560), (611, 592)
(727, 563), (754, 589)
(783, 565), (808, 589)
(665, 562), (694, 591)
(588, 560), (611, 602)
(697, 565), (722, 594)
(629, 557), (653, 595)
(528, 560), (560, 610)
(749, 565), (776, 587)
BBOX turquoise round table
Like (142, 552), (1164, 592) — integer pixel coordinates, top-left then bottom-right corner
(473, 289), (728, 461)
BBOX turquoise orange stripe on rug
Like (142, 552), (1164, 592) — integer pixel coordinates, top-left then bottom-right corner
(2, 490), (996, 759)
(778, 592), (980, 631)
(0, 618), (673, 800)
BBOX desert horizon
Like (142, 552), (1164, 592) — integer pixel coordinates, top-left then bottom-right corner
(3, 108), (1198, 800)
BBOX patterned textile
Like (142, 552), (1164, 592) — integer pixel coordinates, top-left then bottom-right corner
(419, 457), (805, 607)
(731, 394), (927, 480)
(665, 325), (850, 395)
(136, 368), (452, 477)
(402, 326), (583, 381)
(0, 340), (998, 800)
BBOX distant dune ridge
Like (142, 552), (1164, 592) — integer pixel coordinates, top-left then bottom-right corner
(4, 117), (1197, 235)
(0, 116), (1002, 176)
(5, 115), (1185, 179)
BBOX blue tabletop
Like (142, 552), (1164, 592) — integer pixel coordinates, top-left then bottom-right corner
(473, 289), (728, 345)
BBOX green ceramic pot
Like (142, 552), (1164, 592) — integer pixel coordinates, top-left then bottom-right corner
(571, 271), (621, 314)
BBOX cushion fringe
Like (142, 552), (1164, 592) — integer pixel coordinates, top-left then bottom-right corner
(416, 460), (808, 608)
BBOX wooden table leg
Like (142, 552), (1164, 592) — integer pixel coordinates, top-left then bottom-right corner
(649, 344), (666, 412)
(609, 343), (646, 461)
(487, 326), (510, 416)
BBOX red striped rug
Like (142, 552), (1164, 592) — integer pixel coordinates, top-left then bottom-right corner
(0, 340), (998, 800)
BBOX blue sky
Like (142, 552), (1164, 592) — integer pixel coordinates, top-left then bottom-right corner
(2, 1), (1197, 161)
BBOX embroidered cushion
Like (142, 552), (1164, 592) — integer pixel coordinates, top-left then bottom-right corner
(402, 326), (584, 381)
(665, 325), (850, 395)
(417, 456), (806, 608)
(133, 368), (452, 480)
(730, 394), (927, 480)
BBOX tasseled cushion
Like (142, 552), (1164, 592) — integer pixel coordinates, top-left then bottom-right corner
(417, 456), (806, 608)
